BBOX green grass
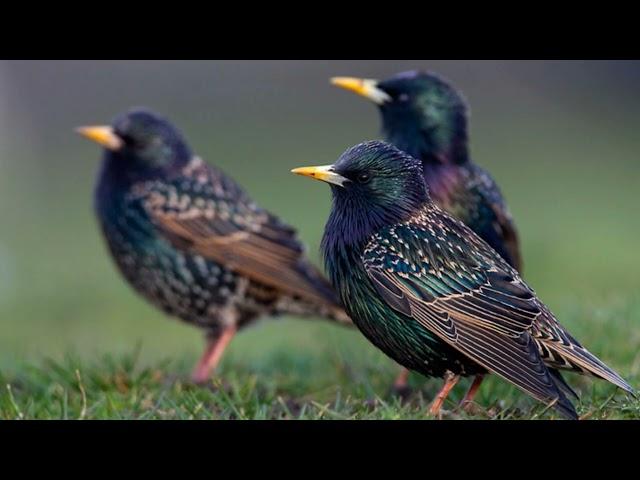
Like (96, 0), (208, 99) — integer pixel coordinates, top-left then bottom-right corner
(1, 300), (639, 419)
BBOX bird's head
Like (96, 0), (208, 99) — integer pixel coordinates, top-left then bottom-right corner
(76, 108), (192, 174)
(292, 140), (429, 245)
(331, 71), (469, 164)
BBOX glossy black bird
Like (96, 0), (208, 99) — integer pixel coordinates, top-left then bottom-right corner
(292, 141), (633, 418)
(331, 72), (522, 270)
(331, 71), (523, 400)
(77, 108), (350, 383)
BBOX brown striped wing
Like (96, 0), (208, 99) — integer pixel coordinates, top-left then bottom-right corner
(141, 184), (339, 308)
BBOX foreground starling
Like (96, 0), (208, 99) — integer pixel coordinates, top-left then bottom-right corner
(332, 71), (523, 399)
(77, 108), (350, 383)
(292, 141), (633, 419)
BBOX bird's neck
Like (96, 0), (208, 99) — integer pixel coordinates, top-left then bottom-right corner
(383, 118), (470, 166)
(321, 197), (369, 288)
(94, 152), (184, 220)
(322, 200), (366, 257)
(321, 227), (367, 312)
(321, 191), (420, 292)
(421, 162), (468, 209)
(100, 149), (190, 187)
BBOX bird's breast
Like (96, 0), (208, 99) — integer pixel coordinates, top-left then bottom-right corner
(324, 239), (468, 377)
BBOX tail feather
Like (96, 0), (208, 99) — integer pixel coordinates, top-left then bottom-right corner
(546, 342), (635, 396)
(284, 259), (353, 327)
(551, 391), (579, 420)
(296, 259), (342, 305)
(548, 368), (579, 400)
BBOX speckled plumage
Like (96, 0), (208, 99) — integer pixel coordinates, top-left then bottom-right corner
(334, 70), (522, 271)
(87, 109), (349, 381)
(299, 141), (633, 419)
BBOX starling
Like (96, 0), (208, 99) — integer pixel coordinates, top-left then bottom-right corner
(77, 108), (350, 384)
(292, 140), (633, 419)
(331, 71), (523, 400)
(331, 72), (522, 270)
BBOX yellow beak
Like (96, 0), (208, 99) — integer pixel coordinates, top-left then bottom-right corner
(75, 125), (123, 151)
(291, 165), (348, 187)
(330, 76), (391, 104)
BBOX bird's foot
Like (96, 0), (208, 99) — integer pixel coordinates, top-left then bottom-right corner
(190, 367), (212, 386)
(457, 401), (487, 417)
(188, 374), (231, 394)
(428, 371), (460, 417)
(160, 372), (226, 394)
(427, 408), (459, 420)
(389, 367), (413, 402)
(389, 383), (414, 403)
(362, 397), (384, 412)
(190, 325), (237, 386)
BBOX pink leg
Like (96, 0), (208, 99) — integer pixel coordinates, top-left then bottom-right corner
(394, 368), (410, 390)
(429, 372), (460, 416)
(459, 374), (485, 411)
(191, 325), (237, 384)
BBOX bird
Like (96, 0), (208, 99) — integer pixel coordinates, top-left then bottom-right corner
(331, 72), (522, 271)
(76, 108), (351, 384)
(331, 71), (523, 402)
(292, 140), (633, 419)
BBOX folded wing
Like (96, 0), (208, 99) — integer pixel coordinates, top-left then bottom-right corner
(363, 208), (577, 418)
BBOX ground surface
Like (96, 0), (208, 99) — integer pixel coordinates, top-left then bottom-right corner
(1, 302), (639, 419)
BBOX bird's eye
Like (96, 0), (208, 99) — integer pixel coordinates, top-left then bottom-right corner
(357, 172), (371, 184)
(119, 133), (143, 149)
(398, 93), (410, 102)
(117, 133), (134, 145)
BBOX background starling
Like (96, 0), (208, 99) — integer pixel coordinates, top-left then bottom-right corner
(293, 140), (633, 419)
(77, 108), (350, 384)
(331, 71), (523, 398)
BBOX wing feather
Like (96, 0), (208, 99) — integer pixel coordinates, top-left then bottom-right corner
(363, 209), (577, 416)
(133, 163), (341, 309)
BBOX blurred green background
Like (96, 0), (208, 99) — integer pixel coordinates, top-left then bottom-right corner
(1, 60), (639, 377)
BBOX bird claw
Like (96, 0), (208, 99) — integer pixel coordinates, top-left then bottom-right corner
(457, 401), (486, 417)
(428, 408), (459, 420)
(389, 383), (414, 403)
(190, 370), (212, 386)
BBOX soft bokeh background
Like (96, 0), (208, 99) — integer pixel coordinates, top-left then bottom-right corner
(1, 60), (639, 381)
